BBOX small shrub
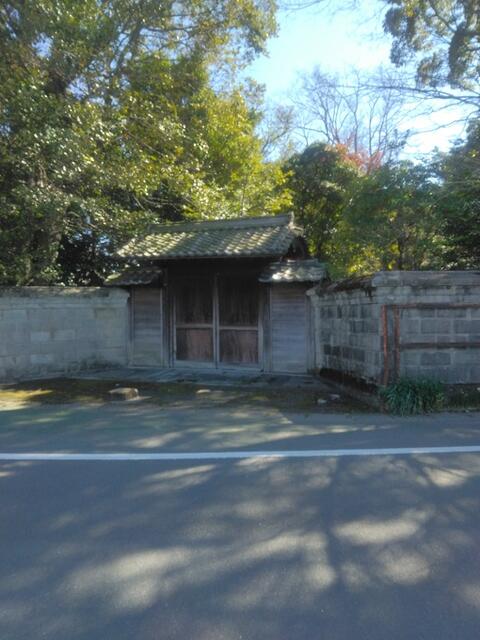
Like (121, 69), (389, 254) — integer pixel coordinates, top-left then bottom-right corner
(380, 377), (445, 415)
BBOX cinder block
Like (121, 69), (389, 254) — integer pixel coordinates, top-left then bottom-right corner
(53, 329), (76, 341)
(0, 356), (18, 371)
(421, 319), (452, 334)
(3, 309), (27, 323)
(401, 351), (422, 366)
(10, 355), (30, 371)
(451, 349), (479, 364)
(467, 366), (480, 383)
(444, 366), (473, 384)
(70, 308), (96, 323)
(360, 306), (374, 319)
(2, 323), (29, 342)
(418, 366), (450, 381)
(352, 348), (366, 362)
(454, 320), (480, 334)
(362, 319), (377, 333)
(435, 334), (457, 344)
(30, 354), (54, 365)
(436, 308), (467, 318)
(418, 309), (436, 318)
(94, 348), (127, 365)
(94, 308), (117, 322)
(420, 351), (451, 366)
(27, 309), (57, 326)
(30, 331), (51, 343)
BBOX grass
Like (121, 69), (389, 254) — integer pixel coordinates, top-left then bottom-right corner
(0, 377), (371, 413)
(379, 378), (480, 415)
(379, 378), (445, 415)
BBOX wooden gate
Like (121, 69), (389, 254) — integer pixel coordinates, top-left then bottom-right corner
(130, 287), (163, 366)
(173, 274), (260, 368)
(270, 284), (308, 373)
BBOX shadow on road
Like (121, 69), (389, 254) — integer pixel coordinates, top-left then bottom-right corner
(1, 443), (480, 639)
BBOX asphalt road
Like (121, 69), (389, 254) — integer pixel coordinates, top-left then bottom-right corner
(1, 404), (480, 639)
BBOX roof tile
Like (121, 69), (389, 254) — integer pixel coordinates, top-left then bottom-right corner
(117, 214), (303, 260)
(104, 267), (162, 286)
(259, 259), (327, 283)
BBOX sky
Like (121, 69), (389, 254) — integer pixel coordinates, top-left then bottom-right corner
(246, 2), (467, 156)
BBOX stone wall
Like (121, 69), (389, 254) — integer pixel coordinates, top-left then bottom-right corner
(0, 287), (129, 381)
(308, 271), (480, 385)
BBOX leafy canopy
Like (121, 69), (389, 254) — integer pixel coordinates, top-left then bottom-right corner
(284, 143), (361, 262)
(436, 121), (480, 268)
(333, 161), (443, 275)
(383, 0), (480, 89)
(0, 0), (285, 284)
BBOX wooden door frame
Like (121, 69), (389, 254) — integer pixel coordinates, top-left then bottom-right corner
(269, 283), (309, 374)
(129, 285), (164, 367)
(215, 272), (262, 370)
(172, 274), (216, 368)
(170, 270), (263, 370)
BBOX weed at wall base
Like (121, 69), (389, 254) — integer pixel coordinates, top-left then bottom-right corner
(380, 377), (445, 415)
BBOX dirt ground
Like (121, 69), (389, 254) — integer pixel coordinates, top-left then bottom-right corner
(0, 377), (372, 413)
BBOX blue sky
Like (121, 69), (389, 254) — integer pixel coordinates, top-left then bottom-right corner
(246, 3), (466, 156)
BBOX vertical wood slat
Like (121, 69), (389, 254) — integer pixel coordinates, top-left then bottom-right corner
(261, 285), (271, 372)
(163, 269), (173, 367)
(216, 274), (260, 367)
(213, 273), (219, 366)
(173, 275), (215, 365)
(270, 284), (308, 373)
(131, 287), (163, 366)
(305, 295), (315, 372)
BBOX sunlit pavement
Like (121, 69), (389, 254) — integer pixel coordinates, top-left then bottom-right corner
(1, 403), (480, 639)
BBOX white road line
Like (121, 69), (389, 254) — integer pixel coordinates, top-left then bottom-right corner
(1, 445), (480, 461)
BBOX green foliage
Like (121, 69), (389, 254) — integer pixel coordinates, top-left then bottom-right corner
(380, 377), (445, 415)
(284, 143), (361, 260)
(283, 145), (446, 278)
(435, 121), (480, 268)
(331, 162), (443, 276)
(0, 0), (285, 284)
(383, 0), (480, 89)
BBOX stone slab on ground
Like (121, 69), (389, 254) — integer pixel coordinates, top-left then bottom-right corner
(108, 387), (139, 401)
(71, 366), (326, 389)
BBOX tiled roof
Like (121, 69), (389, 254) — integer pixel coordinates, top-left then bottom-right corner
(117, 214), (304, 260)
(259, 259), (327, 283)
(104, 267), (162, 287)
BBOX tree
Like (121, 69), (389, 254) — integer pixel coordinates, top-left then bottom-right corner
(436, 120), (480, 268)
(0, 0), (283, 285)
(383, 0), (480, 90)
(284, 142), (361, 260)
(295, 67), (410, 171)
(332, 162), (443, 275)
(258, 103), (298, 160)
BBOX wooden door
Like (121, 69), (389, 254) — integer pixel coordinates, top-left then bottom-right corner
(217, 275), (259, 366)
(270, 284), (308, 373)
(130, 287), (163, 366)
(175, 277), (214, 364)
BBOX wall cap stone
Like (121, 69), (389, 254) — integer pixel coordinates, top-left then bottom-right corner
(372, 270), (480, 288)
(0, 286), (129, 300)
(308, 271), (480, 298)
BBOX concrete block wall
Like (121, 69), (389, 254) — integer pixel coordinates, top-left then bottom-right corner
(0, 287), (129, 381)
(309, 271), (480, 385)
(308, 280), (383, 383)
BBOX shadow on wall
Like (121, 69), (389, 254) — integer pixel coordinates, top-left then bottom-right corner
(1, 443), (480, 639)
